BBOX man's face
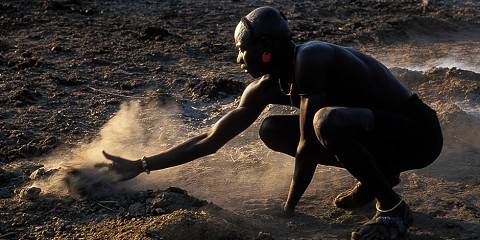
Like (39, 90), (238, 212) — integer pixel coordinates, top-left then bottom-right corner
(234, 21), (265, 78)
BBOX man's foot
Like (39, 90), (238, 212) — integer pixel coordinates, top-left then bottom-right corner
(351, 200), (413, 240)
(334, 174), (400, 210)
(334, 182), (374, 210)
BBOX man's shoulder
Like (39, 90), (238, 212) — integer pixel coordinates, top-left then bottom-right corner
(244, 74), (278, 95)
(294, 42), (337, 94)
(240, 75), (281, 106)
(296, 41), (335, 66)
(246, 75), (277, 91)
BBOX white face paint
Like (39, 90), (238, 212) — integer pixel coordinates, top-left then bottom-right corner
(234, 20), (265, 78)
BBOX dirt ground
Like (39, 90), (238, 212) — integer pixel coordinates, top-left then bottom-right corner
(1, 0), (479, 239)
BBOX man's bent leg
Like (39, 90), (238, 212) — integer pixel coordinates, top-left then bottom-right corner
(259, 115), (339, 167)
(313, 107), (401, 209)
(260, 114), (371, 209)
(313, 107), (412, 239)
(259, 115), (299, 157)
(334, 174), (400, 210)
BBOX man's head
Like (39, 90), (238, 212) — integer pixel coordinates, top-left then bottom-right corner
(234, 7), (291, 78)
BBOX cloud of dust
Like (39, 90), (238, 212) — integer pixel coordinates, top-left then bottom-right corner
(33, 100), (189, 199)
(32, 100), (302, 207)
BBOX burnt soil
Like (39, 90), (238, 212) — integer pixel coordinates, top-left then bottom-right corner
(1, 0), (480, 239)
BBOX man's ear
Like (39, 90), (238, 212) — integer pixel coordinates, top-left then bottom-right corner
(260, 37), (273, 63)
(262, 52), (271, 63)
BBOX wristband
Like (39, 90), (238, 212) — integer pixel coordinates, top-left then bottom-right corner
(141, 156), (150, 174)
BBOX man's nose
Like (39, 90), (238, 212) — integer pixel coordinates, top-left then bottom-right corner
(237, 51), (244, 64)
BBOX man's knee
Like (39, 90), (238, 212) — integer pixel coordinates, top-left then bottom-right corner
(313, 107), (340, 145)
(259, 116), (278, 147)
(313, 107), (375, 144)
(259, 115), (299, 156)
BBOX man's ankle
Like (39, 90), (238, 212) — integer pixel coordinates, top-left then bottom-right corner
(376, 195), (403, 211)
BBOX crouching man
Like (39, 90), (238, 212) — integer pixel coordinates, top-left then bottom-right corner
(102, 7), (442, 240)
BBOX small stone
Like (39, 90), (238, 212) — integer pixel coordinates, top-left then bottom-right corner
(20, 187), (41, 200)
(128, 202), (144, 216)
(30, 167), (58, 180)
(50, 45), (62, 52)
(0, 188), (12, 199)
(29, 167), (46, 180)
(0, 168), (14, 184)
(154, 208), (166, 215)
(256, 232), (274, 240)
(445, 222), (463, 229)
(166, 186), (187, 195)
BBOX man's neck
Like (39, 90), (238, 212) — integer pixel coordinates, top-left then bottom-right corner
(275, 41), (296, 83)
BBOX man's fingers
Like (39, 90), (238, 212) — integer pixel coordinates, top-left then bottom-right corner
(94, 163), (112, 169)
(102, 150), (122, 162)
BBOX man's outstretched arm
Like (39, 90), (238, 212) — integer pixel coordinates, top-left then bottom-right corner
(102, 75), (278, 181)
(141, 104), (264, 170)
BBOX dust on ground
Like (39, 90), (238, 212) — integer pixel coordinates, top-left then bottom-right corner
(1, 1), (480, 239)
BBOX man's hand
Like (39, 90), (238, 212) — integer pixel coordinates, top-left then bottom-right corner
(283, 202), (295, 217)
(95, 150), (144, 181)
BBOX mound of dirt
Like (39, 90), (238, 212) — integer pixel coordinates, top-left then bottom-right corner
(0, 183), (259, 239)
(8, 88), (42, 106)
(288, 0), (480, 44)
(139, 26), (175, 41)
(393, 67), (480, 142)
(187, 78), (245, 99)
(393, 67), (480, 182)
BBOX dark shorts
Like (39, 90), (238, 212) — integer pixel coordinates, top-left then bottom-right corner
(366, 94), (443, 173)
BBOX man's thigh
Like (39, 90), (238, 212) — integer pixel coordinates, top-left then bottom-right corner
(365, 106), (442, 174)
(259, 115), (299, 156)
(260, 114), (338, 166)
(312, 106), (413, 174)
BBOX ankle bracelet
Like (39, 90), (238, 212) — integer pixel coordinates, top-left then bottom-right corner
(376, 199), (404, 213)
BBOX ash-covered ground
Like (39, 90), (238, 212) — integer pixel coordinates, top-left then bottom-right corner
(1, 1), (479, 239)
